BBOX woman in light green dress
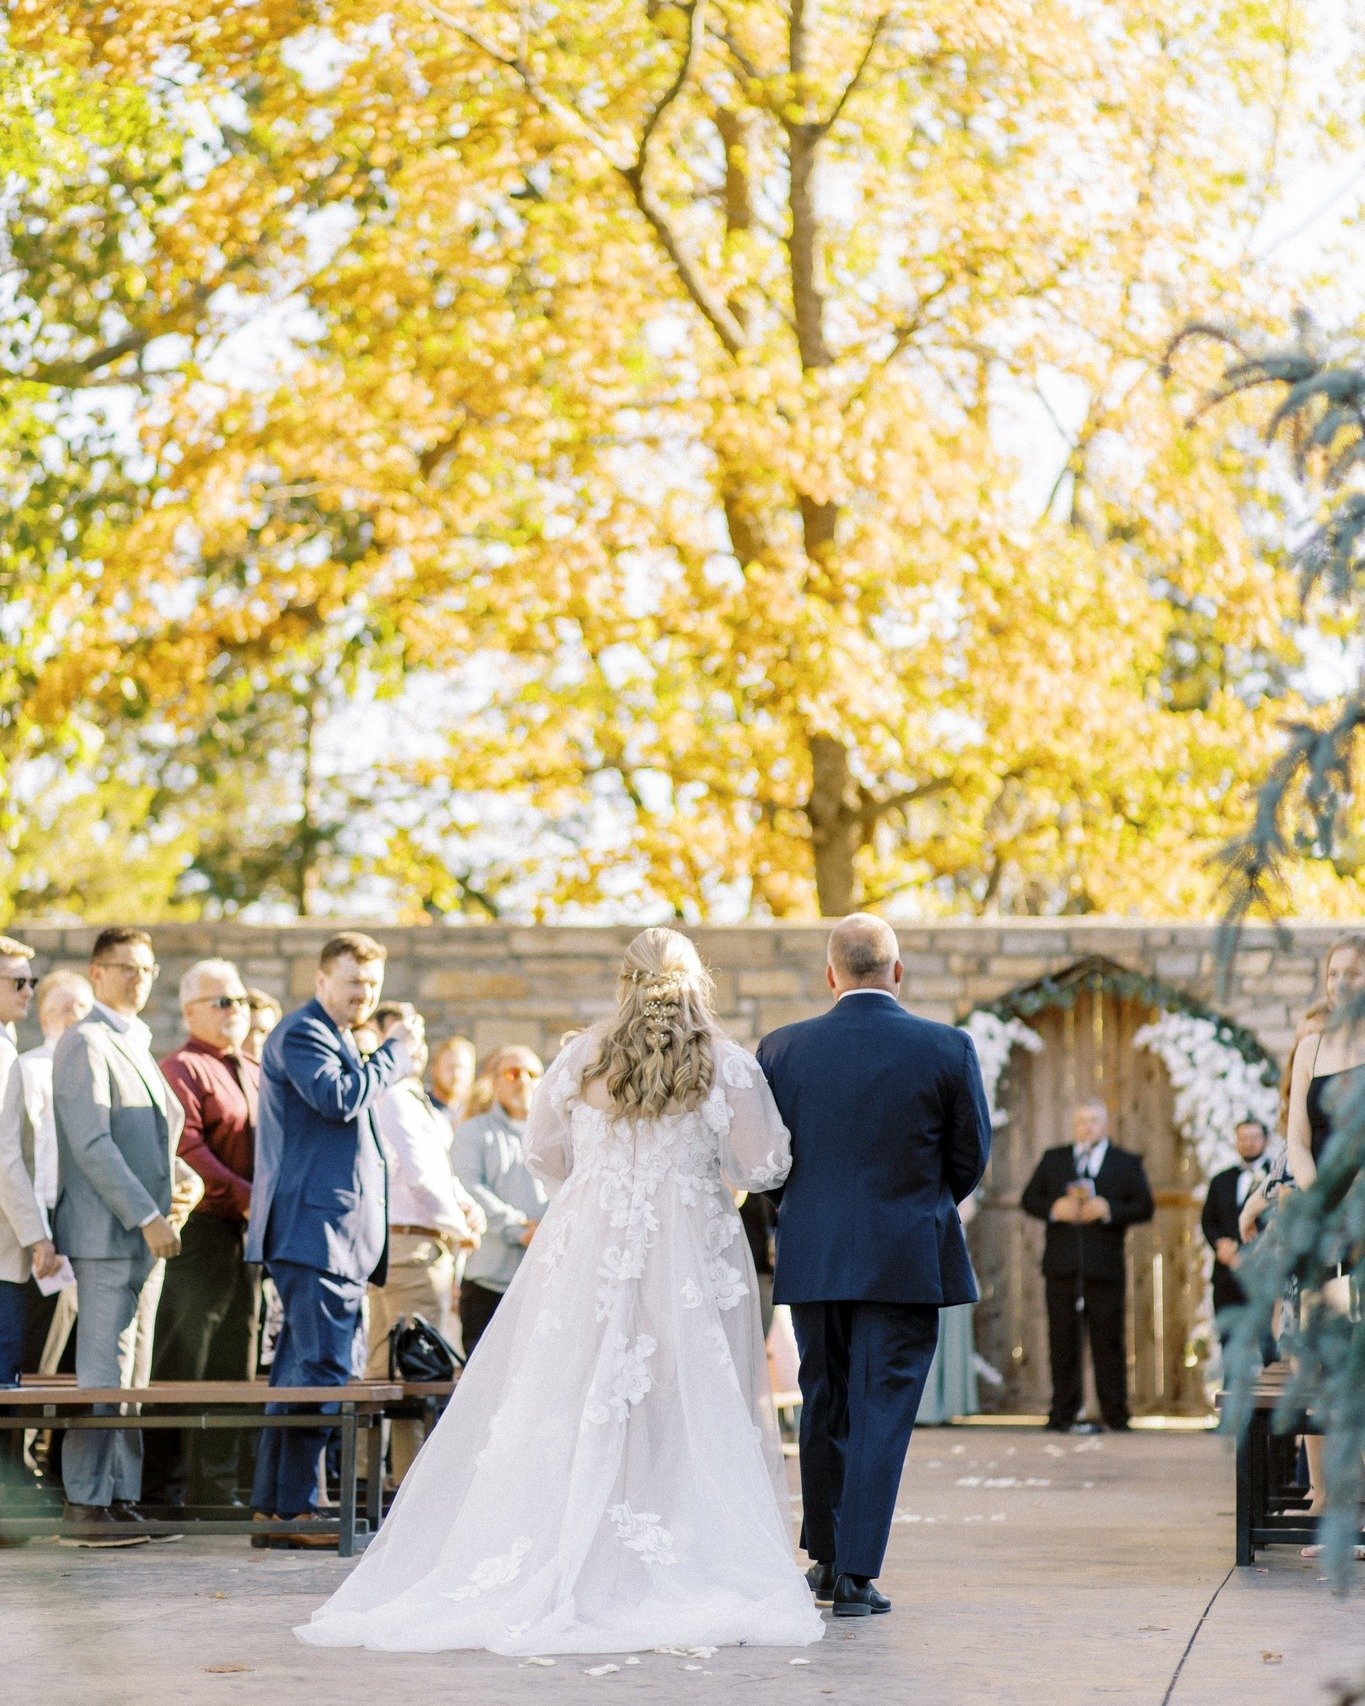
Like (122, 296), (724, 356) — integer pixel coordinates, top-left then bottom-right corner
(918, 1196), (980, 1424)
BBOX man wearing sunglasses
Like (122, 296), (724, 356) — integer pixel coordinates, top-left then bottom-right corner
(51, 926), (185, 1545)
(142, 960), (261, 1511)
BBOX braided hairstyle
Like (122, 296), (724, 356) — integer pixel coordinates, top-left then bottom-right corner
(584, 927), (718, 1120)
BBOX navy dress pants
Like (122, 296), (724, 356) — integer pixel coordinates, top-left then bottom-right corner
(250, 1260), (364, 1518)
(789, 1300), (939, 1579)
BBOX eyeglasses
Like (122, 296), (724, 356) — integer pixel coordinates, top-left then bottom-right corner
(98, 960), (159, 981)
(188, 994), (250, 1010)
(1, 975), (38, 992)
(499, 1066), (541, 1081)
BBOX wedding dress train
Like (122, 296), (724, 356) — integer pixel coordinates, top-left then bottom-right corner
(297, 1029), (824, 1655)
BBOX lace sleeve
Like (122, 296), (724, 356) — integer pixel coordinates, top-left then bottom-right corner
(711, 1041), (792, 1193)
(525, 1030), (596, 1190)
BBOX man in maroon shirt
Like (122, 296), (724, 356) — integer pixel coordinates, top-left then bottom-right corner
(141, 959), (262, 1509)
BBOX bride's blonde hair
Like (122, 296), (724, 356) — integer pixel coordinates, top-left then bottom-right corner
(584, 927), (717, 1120)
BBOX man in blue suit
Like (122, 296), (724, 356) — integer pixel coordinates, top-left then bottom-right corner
(247, 931), (418, 1543)
(757, 915), (991, 1618)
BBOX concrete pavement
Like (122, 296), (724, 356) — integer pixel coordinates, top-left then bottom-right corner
(6, 1426), (1361, 1706)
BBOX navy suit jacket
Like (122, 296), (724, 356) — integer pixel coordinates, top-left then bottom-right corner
(756, 992), (991, 1307)
(245, 999), (405, 1286)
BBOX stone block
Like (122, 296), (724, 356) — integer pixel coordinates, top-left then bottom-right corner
(694, 929), (777, 967)
(995, 931), (1070, 957)
(1153, 949), (1207, 981)
(737, 969), (806, 998)
(419, 969), (528, 1002)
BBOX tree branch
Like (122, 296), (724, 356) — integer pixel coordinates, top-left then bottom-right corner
(819, 10), (889, 135)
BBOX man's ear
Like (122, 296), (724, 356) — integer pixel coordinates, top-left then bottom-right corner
(826, 963), (838, 994)
(893, 959), (904, 987)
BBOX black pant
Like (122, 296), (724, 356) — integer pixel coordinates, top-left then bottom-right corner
(789, 1300), (939, 1579)
(1045, 1274), (1129, 1429)
(142, 1216), (261, 1505)
(458, 1280), (504, 1357)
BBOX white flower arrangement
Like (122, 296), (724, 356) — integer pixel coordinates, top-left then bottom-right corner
(1131, 1011), (1280, 1179)
(960, 1010), (1045, 1128)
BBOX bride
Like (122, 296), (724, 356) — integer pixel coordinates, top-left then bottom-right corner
(297, 927), (824, 1656)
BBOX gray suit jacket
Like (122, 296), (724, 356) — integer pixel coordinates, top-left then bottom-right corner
(52, 1010), (184, 1260)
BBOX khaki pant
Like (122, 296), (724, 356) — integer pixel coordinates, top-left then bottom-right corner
(366, 1233), (455, 1484)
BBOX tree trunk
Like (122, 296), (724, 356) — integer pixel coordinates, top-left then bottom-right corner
(806, 732), (862, 915)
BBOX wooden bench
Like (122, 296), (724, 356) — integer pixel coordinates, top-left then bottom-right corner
(0, 1379), (400, 1556)
(1218, 1365), (1365, 1564)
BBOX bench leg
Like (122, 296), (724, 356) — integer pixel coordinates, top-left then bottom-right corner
(1235, 1421), (1254, 1566)
(338, 1406), (357, 1559)
(366, 1413), (383, 1533)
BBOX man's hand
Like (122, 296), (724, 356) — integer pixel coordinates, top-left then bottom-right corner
(520, 1219), (540, 1247)
(1049, 1196), (1079, 1224)
(1081, 1195), (1110, 1224)
(30, 1238), (61, 1281)
(142, 1214), (182, 1261)
(1215, 1236), (1240, 1268)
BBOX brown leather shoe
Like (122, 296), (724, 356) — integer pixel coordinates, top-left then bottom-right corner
(277, 1511), (339, 1550)
(58, 1501), (150, 1548)
(250, 1511), (277, 1550)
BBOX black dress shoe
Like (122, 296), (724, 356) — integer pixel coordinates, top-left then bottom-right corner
(806, 1561), (837, 1603)
(112, 1500), (183, 1543)
(832, 1575), (891, 1617)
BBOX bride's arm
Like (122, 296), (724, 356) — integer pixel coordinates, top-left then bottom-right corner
(715, 1042), (793, 1194)
(524, 1031), (594, 1189)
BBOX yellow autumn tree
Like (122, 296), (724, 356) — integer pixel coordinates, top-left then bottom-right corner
(5, 2), (1362, 919)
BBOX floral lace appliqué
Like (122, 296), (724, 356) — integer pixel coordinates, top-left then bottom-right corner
(609, 1501), (678, 1567)
(444, 1536), (533, 1600)
(680, 1279), (703, 1309)
(708, 1259), (749, 1311)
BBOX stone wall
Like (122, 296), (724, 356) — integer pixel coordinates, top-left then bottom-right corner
(6, 918), (1344, 1065)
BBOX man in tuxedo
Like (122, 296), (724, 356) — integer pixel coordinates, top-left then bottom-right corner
(247, 932), (418, 1545)
(1200, 1117), (1271, 1346)
(757, 915), (991, 1619)
(52, 927), (184, 1545)
(1021, 1100), (1154, 1433)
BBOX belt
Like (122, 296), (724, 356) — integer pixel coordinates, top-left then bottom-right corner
(390, 1223), (444, 1239)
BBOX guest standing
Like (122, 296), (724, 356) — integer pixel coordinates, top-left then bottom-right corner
(1281, 934), (1365, 1520)
(1022, 1099), (1154, 1433)
(246, 932), (417, 1546)
(449, 1046), (545, 1356)
(428, 1035), (476, 1129)
(0, 936), (57, 1399)
(1201, 1117), (1271, 1342)
(142, 959), (261, 1509)
(243, 990), (282, 1066)
(12, 970), (93, 1380)
(52, 928), (183, 1545)
(365, 1003), (483, 1482)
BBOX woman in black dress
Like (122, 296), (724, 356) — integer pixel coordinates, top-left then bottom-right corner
(1282, 933), (1365, 1538)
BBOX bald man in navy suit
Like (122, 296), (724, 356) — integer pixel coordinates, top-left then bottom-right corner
(757, 916), (991, 1618)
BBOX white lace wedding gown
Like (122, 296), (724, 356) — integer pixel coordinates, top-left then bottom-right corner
(297, 1029), (824, 1656)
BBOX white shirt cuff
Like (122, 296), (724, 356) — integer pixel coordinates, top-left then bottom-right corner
(138, 1210), (160, 1228)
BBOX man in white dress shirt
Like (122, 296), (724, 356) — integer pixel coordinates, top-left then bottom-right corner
(0, 935), (59, 1411)
(9, 971), (94, 1380)
(365, 1002), (484, 1481)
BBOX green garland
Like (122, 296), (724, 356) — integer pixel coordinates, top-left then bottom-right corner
(958, 955), (1279, 1082)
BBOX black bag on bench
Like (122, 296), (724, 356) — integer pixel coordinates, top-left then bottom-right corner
(387, 1315), (464, 1382)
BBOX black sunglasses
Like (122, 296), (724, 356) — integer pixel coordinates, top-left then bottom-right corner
(2, 975), (39, 992)
(188, 994), (250, 1010)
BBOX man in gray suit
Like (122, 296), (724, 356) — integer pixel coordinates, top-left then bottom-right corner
(53, 927), (183, 1547)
